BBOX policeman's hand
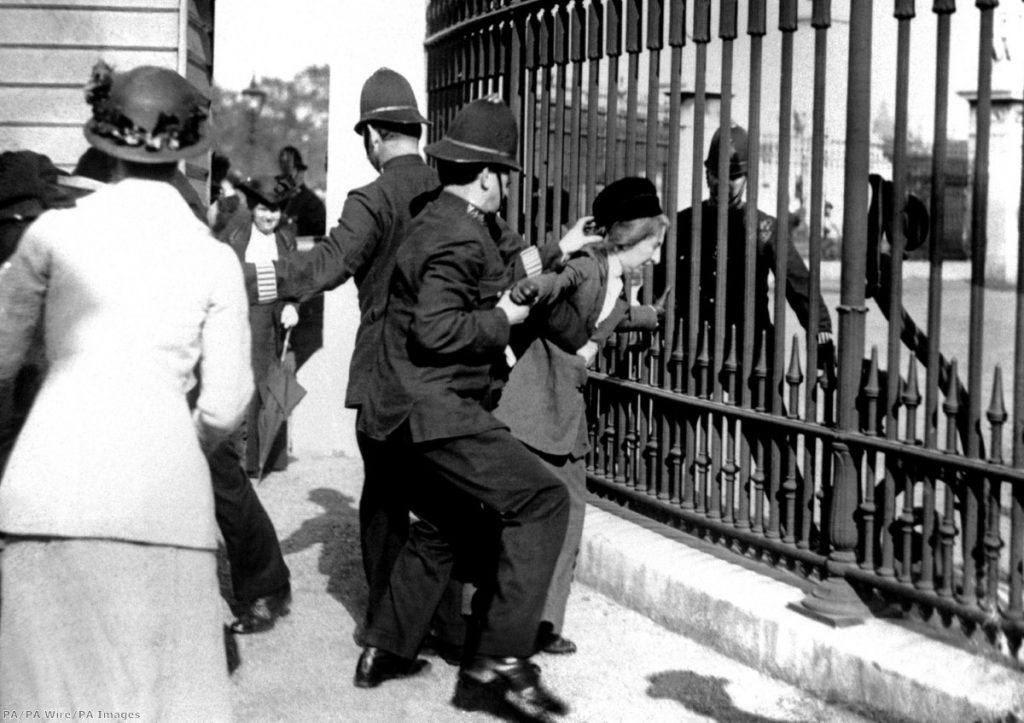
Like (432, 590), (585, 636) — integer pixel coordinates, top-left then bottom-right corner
(496, 289), (531, 326)
(281, 304), (299, 329)
(558, 216), (603, 258)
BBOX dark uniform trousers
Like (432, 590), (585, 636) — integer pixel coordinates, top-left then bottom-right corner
(364, 426), (569, 660)
(356, 425), (412, 616)
(206, 438), (290, 603)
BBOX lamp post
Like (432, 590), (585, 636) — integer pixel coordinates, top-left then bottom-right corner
(241, 75), (267, 171)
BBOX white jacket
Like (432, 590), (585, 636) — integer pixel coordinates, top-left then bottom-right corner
(0, 178), (252, 550)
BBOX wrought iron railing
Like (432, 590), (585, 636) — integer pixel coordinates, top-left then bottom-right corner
(426, 0), (1024, 662)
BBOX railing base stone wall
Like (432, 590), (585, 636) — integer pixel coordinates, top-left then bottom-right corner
(578, 495), (1024, 723)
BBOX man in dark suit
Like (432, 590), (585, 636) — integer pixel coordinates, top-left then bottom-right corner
(353, 98), (572, 721)
(238, 68), (439, 630)
(275, 145), (327, 370)
(669, 124), (834, 398)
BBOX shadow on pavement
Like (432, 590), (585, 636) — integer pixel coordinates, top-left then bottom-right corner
(278, 487), (367, 632)
(646, 670), (788, 723)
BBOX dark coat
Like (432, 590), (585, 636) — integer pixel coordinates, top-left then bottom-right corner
(270, 155), (439, 407)
(496, 249), (660, 459)
(671, 201), (832, 370)
(219, 211), (297, 380)
(358, 191), (517, 443)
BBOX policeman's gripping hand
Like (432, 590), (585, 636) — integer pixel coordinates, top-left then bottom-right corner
(496, 289), (531, 326)
(558, 215), (603, 258)
(509, 277), (540, 305)
(281, 304), (299, 329)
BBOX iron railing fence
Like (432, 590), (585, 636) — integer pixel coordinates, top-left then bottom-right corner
(425, 0), (1024, 662)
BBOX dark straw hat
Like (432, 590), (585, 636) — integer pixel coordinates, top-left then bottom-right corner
(591, 177), (663, 231)
(83, 61), (211, 163)
(424, 98), (521, 171)
(354, 68), (429, 134)
(238, 175), (293, 209)
(704, 125), (750, 179)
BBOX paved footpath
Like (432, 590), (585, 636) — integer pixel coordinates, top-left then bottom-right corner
(229, 454), (877, 723)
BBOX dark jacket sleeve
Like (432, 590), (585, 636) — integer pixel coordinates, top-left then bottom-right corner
(761, 215), (833, 334)
(273, 186), (384, 302)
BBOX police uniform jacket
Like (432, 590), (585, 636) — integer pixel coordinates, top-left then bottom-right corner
(359, 191), (527, 443)
(246, 154), (439, 408)
(674, 201), (832, 365)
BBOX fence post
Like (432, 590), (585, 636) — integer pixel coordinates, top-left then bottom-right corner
(795, 0), (875, 626)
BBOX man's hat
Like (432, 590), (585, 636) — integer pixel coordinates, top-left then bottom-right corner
(866, 173), (930, 296)
(424, 98), (521, 172)
(354, 68), (429, 134)
(279, 145), (308, 171)
(238, 175), (293, 208)
(83, 61), (211, 163)
(592, 177), (663, 231)
(705, 125), (749, 179)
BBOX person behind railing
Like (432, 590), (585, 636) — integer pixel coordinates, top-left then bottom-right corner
(494, 176), (669, 658)
(276, 144), (327, 371)
(664, 124), (835, 401)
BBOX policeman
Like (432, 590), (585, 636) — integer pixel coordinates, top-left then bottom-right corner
(354, 98), (572, 720)
(670, 124), (833, 398)
(234, 68), (437, 628)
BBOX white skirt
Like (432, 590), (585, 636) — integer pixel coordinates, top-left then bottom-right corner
(0, 537), (232, 721)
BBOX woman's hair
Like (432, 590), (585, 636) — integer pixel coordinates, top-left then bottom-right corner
(591, 213), (669, 254)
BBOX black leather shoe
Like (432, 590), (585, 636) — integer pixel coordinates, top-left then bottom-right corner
(538, 631), (577, 655)
(455, 656), (569, 720)
(354, 646), (430, 689)
(229, 586), (291, 635)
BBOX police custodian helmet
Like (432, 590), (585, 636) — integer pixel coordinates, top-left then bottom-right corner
(704, 124), (749, 179)
(83, 61), (211, 163)
(354, 67), (430, 134)
(424, 98), (522, 172)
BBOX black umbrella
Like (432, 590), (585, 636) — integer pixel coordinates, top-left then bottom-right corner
(256, 328), (307, 479)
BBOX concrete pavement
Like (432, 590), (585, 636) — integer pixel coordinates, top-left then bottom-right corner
(229, 454), (880, 723)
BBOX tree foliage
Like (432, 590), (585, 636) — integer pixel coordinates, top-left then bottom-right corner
(210, 65), (329, 189)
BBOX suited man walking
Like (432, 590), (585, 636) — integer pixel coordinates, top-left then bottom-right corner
(353, 98), (572, 721)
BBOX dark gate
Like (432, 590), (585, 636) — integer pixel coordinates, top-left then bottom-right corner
(426, 0), (1024, 661)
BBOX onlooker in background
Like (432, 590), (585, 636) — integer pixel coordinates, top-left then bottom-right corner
(277, 145), (327, 370)
(219, 175), (300, 477)
(277, 145), (326, 238)
(208, 152), (244, 235)
(0, 62), (250, 717)
(0, 151), (96, 475)
(822, 200), (842, 260)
